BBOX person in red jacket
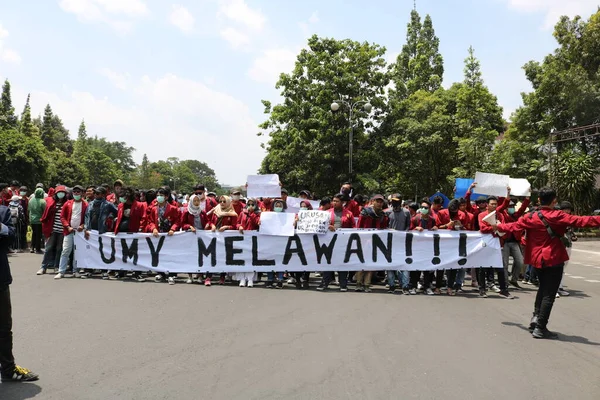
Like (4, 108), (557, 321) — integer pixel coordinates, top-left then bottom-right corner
(465, 183), (488, 230)
(317, 194), (356, 292)
(495, 187), (600, 339)
(180, 194), (210, 284)
(205, 195), (238, 286)
(145, 187), (180, 285)
(54, 185), (87, 279)
(113, 187), (147, 281)
(230, 189), (244, 215)
(355, 194), (389, 292)
(341, 183), (361, 218)
(37, 186), (68, 275)
(478, 196), (513, 299)
(234, 198), (261, 287)
(433, 199), (467, 295)
(407, 200), (439, 295)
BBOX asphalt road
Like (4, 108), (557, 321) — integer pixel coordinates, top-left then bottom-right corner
(2, 242), (600, 400)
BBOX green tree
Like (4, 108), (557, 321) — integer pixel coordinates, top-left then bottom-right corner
(19, 93), (38, 137)
(179, 159), (221, 191)
(41, 104), (72, 154)
(259, 35), (389, 195)
(83, 148), (118, 185)
(0, 79), (18, 129)
(88, 135), (135, 176)
(46, 150), (89, 186)
(0, 127), (48, 186)
(553, 147), (597, 214)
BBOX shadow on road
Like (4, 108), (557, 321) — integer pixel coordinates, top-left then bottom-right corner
(501, 321), (600, 345)
(0, 383), (42, 399)
(562, 289), (590, 299)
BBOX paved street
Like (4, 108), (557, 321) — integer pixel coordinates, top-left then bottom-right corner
(2, 242), (600, 400)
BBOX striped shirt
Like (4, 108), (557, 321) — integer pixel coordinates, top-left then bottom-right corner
(52, 203), (64, 233)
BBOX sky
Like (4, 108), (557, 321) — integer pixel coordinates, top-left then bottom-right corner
(0, 0), (599, 186)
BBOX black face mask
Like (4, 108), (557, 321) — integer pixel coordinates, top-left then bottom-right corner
(391, 201), (402, 209)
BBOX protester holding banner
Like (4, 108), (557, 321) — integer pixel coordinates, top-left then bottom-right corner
(407, 200), (438, 295)
(494, 187), (600, 339)
(435, 199), (468, 295)
(112, 187), (147, 281)
(54, 185), (87, 279)
(355, 194), (389, 293)
(264, 200), (287, 288)
(385, 194), (411, 294)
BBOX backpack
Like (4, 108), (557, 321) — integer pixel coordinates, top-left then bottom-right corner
(9, 203), (22, 226)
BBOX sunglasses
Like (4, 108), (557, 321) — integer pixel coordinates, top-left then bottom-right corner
(219, 200), (227, 204)
(195, 192), (204, 195)
(421, 206), (430, 209)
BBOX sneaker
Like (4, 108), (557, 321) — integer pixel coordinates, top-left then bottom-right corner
(53, 273), (64, 280)
(168, 277), (175, 285)
(247, 280), (254, 287)
(402, 288), (410, 295)
(276, 281), (283, 289)
(155, 274), (163, 282)
(239, 278), (246, 287)
(426, 288), (434, 296)
(340, 287), (348, 292)
(330, 280), (339, 286)
(287, 277), (296, 284)
(498, 291), (514, 299)
(364, 286), (372, 293)
(315, 272), (321, 277)
(509, 280), (522, 290)
(490, 284), (501, 293)
(302, 281), (310, 289)
(388, 286), (396, 294)
(532, 327), (558, 339)
(433, 288), (441, 295)
(409, 288), (417, 295)
(218, 277), (225, 285)
(557, 289), (570, 297)
(479, 290), (488, 298)
(522, 279), (531, 285)
(186, 278), (194, 284)
(204, 278), (212, 286)
(102, 273), (109, 280)
(1, 365), (39, 382)
(355, 285), (364, 292)
(555, 292), (560, 298)
(316, 285), (326, 291)
(36, 268), (45, 275)
(529, 315), (538, 332)
(135, 275), (146, 282)
(80, 272), (89, 279)
(385, 284), (390, 289)
(74, 272), (82, 278)
(265, 281), (273, 288)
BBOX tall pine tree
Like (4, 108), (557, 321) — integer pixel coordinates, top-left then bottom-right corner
(0, 79), (18, 129)
(20, 93), (37, 137)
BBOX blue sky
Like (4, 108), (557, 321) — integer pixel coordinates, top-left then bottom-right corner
(0, 0), (598, 186)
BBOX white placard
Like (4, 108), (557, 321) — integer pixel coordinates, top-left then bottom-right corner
(285, 196), (321, 214)
(481, 211), (505, 237)
(508, 178), (531, 196)
(474, 172), (510, 197)
(74, 230), (504, 273)
(247, 174), (281, 198)
(296, 210), (330, 234)
(258, 212), (295, 236)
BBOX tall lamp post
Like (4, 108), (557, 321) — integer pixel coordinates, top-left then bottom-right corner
(330, 99), (372, 182)
(169, 177), (179, 192)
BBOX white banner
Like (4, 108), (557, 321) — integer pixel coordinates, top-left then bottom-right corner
(246, 174), (281, 198)
(296, 210), (330, 234)
(74, 230), (503, 273)
(258, 212), (295, 237)
(285, 196), (321, 214)
(508, 178), (531, 196)
(474, 172), (510, 197)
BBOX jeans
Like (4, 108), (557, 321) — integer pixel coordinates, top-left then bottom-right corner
(502, 241), (524, 282)
(534, 264), (564, 329)
(525, 265), (539, 283)
(0, 286), (15, 375)
(266, 272), (284, 282)
(478, 267), (507, 292)
(386, 270), (409, 288)
(455, 269), (466, 287)
(322, 271), (348, 289)
(58, 233), (75, 274)
(30, 224), (43, 252)
(41, 232), (64, 270)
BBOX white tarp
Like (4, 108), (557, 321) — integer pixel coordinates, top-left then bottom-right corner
(474, 172), (510, 197)
(74, 230), (503, 273)
(246, 174), (281, 198)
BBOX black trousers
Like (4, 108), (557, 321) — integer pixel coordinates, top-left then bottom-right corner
(322, 271), (348, 289)
(478, 267), (507, 292)
(30, 224), (43, 252)
(534, 264), (564, 329)
(0, 286), (15, 375)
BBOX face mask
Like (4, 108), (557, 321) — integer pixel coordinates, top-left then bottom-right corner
(232, 195), (240, 201)
(420, 208), (429, 215)
(20, 191), (26, 196)
(507, 208), (515, 215)
(300, 207), (308, 211)
(392, 202), (401, 209)
(119, 197), (127, 204)
(57, 192), (65, 199)
(156, 195), (165, 204)
(247, 205), (255, 212)
(274, 207), (283, 213)
(73, 195), (82, 201)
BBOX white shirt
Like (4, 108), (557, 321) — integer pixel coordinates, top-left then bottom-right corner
(70, 201), (83, 229)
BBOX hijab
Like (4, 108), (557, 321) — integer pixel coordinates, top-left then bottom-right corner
(211, 195), (237, 218)
(188, 194), (202, 216)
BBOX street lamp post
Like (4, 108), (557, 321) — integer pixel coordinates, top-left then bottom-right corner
(331, 99), (372, 182)
(169, 177), (179, 192)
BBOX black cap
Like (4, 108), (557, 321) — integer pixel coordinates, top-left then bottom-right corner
(94, 186), (107, 194)
(281, 188), (288, 194)
(299, 190), (311, 197)
(391, 193), (403, 201)
(72, 185), (84, 191)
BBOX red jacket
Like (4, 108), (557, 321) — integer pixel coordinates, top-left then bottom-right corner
(237, 211), (261, 231)
(209, 213), (238, 230)
(329, 208), (356, 229)
(358, 208), (389, 229)
(344, 200), (361, 218)
(435, 209), (468, 230)
(479, 210), (506, 248)
(497, 198), (530, 242)
(410, 214), (437, 230)
(463, 210), (475, 231)
(60, 200), (88, 236)
(107, 193), (117, 204)
(232, 201), (244, 216)
(40, 197), (64, 239)
(180, 210), (210, 231)
(499, 208), (600, 268)
(144, 202), (181, 233)
(115, 201), (146, 233)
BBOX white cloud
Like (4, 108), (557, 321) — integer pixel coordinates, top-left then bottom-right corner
(169, 4), (195, 33)
(219, 27), (250, 48)
(506, 0), (599, 29)
(98, 67), (129, 90)
(59, 0), (149, 32)
(248, 48), (298, 84)
(0, 23), (21, 65)
(20, 73), (263, 185)
(298, 11), (319, 37)
(217, 0), (266, 31)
